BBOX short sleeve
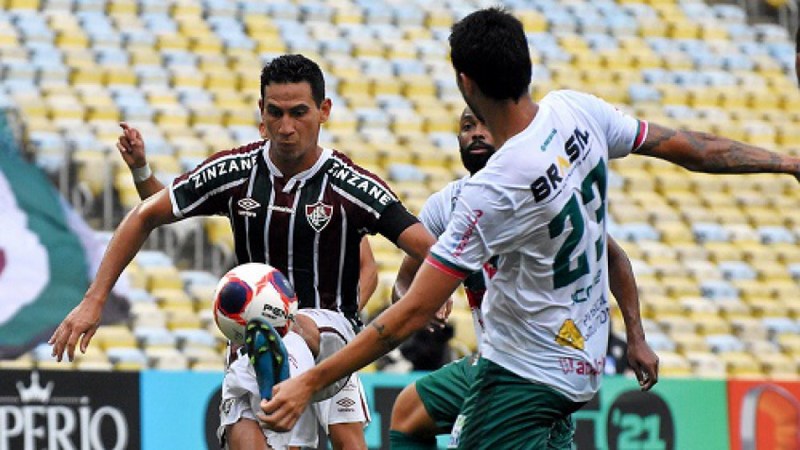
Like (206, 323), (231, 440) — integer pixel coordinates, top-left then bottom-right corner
(169, 153), (253, 218)
(559, 91), (646, 159)
(429, 180), (514, 276)
(592, 99), (644, 158)
(418, 189), (450, 238)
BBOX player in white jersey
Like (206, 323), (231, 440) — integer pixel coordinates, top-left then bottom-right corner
(219, 309), (370, 450)
(258, 9), (800, 447)
(389, 107), (658, 449)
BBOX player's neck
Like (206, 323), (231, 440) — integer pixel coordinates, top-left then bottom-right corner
(481, 98), (539, 150)
(269, 145), (323, 179)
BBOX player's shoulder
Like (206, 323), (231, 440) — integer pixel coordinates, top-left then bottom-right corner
(174, 140), (265, 186)
(432, 176), (468, 204)
(541, 89), (604, 108)
(325, 149), (398, 201)
(327, 150), (386, 181)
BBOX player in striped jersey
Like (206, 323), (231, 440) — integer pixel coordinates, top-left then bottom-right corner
(259, 9), (800, 447)
(50, 54), (436, 450)
(114, 120), (380, 450)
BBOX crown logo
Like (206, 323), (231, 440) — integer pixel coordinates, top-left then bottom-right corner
(16, 372), (54, 403)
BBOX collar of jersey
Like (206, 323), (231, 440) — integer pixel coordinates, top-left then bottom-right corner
(263, 145), (333, 193)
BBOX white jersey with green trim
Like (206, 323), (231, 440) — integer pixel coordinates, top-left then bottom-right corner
(428, 90), (646, 402)
(419, 176), (488, 347)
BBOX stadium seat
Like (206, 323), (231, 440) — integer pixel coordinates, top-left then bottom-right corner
(685, 351), (726, 378)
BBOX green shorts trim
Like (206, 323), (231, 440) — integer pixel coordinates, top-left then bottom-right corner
(453, 358), (586, 450)
(415, 355), (478, 432)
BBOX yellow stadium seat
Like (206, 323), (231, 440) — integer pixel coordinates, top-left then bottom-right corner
(658, 351), (693, 377)
(402, 75), (436, 97)
(721, 302), (756, 322)
(671, 332), (709, 354)
(758, 353), (797, 379)
(107, 0), (138, 15)
(425, 8), (453, 28)
(685, 351), (726, 378)
(143, 265), (183, 291)
(517, 10), (547, 33)
(720, 352), (762, 377)
(746, 298), (788, 318)
(659, 315), (698, 335)
(206, 216), (234, 250)
(696, 316), (732, 336)
(699, 25), (729, 41)
(658, 84), (690, 106)
(56, 30), (89, 49)
(339, 79), (370, 97)
(638, 17), (668, 38)
(94, 325), (137, 350)
(157, 33), (189, 51)
(371, 76), (402, 97)
(777, 333), (800, 355)
(165, 309), (202, 330)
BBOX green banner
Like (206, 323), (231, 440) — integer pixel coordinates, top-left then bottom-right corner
(573, 376), (730, 450)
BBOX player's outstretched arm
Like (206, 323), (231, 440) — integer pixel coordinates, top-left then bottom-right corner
(607, 236), (658, 391)
(637, 123), (800, 181)
(357, 237), (378, 312)
(49, 190), (178, 361)
(117, 122), (165, 200)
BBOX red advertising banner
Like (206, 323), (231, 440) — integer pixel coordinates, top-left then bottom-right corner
(728, 379), (800, 450)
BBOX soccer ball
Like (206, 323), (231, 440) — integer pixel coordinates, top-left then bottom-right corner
(212, 263), (298, 344)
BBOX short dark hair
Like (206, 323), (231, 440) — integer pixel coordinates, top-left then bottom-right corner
(449, 8), (532, 101)
(260, 54), (326, 106)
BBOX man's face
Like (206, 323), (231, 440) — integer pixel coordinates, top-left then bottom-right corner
(458, 108), (495, 174)
(259, 81), (330, 165)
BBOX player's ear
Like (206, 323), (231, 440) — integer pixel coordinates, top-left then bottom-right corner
(257, 99), (268, 139)
(319, 98), (332, 124)
(458, 72), (476, 97)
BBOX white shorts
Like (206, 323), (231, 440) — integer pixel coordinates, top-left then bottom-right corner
(217, 310), (370, 448)
(218, 331), (318, 449)
(297, 309), (371, 432)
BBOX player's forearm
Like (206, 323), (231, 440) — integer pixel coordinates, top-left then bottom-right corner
(607, 239), (645, 341)
(357, 266), (378, 311)
(306, 264), (459, 391)
(134, 177), (165, 200)
(391, 255), (422, 303)
(640, 123), (800, 175)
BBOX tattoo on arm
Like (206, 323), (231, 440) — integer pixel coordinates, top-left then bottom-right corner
(370, 321), (401, 350)
(638, 123), (798, 174)
(637, 124), (676, 154)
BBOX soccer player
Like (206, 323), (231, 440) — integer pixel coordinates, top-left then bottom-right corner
(258, 8), (800, 447)
(49, 54), (436, 450)
(389, 107), (658, 448)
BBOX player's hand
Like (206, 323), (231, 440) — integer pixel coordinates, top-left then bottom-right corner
(626, 338), (659, 391)
(428, 297), (453, 331)
(258, 374), (313, 432)
(48, 298), (103, 362)
(116, 122), (147, 170)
